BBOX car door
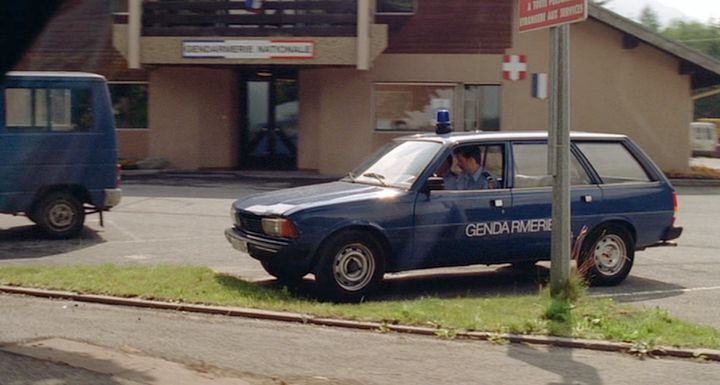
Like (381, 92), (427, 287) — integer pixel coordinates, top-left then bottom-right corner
(411, 143), (513, 270)
(508, 141), (602, 262)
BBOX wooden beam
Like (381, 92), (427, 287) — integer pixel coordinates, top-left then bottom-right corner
(622, 33), (639, 49)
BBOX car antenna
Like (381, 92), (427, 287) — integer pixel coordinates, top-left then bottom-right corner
(435, 109), (453, 135)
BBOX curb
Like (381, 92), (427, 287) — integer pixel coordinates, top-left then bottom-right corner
(2, 285), (719, 362)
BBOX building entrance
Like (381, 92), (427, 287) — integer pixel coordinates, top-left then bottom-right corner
(239, 69), (298, 170)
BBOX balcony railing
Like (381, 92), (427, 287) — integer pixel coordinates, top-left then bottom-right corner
(136, 0), (358, 37)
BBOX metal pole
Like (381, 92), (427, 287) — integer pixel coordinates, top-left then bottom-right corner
(549, 24), (571, 296)
(128, 0), (142, 69)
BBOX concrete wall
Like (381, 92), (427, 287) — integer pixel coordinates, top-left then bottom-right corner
(509, 19), (692, 173)
(116, 129), (149, 160)
(298, 18), (692, 175)
(148, 67), (237, 170)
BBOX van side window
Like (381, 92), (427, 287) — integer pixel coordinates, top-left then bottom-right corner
(576, 142), (652, 183)
(512, 143), (591, 187)
(4, 87), (94, 132)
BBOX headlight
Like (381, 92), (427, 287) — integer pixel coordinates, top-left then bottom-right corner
(261, 217), (298, 238)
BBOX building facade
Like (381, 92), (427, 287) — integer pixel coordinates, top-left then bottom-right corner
(21, 0), (720, 175)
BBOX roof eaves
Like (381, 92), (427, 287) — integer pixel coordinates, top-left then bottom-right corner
(588, 3), (720, 77)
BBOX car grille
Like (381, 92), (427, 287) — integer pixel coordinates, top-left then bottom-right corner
(237, 212), (264, 235)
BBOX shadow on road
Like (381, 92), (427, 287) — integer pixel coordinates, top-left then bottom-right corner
(251, 264), (688, 305)
(249, 264), (551, 302)
(378, 265), (548, 300)
(0, 342), (155, 385)
(507, 343), (604, 385)
(589, 275), (687, 303)
(0, 225), (105, 259)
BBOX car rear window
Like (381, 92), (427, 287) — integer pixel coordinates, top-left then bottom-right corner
(576, 142), (652, 183)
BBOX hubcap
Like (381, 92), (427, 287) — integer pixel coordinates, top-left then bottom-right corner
(47, 201), (76, 230)
(333, 243), (375, 292)
(592, 234), (627, 276)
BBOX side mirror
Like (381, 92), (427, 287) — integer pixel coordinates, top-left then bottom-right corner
(423, 176), (445, 193)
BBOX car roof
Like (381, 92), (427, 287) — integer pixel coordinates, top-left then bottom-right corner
(397, 130), (627, 144)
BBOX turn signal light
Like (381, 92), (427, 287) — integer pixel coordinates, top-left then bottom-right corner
(261, 217), (298, 238)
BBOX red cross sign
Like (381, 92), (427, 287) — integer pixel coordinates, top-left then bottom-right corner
(503, 54), (527, 81)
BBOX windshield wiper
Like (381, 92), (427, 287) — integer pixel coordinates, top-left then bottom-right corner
(345, 172), (356, 182)
(361, 172), (387, 186)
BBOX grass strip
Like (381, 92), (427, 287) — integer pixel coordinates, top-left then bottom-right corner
(1, 264), (718, 350)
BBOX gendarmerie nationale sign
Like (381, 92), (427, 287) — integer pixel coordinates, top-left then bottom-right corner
(182, 40), (314, 59)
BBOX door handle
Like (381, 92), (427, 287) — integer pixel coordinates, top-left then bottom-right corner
(582, 195), (593, 203)
(491, 199), (504, 208)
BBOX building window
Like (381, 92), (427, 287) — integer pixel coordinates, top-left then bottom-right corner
(4, 87), (94, 132)
(464, 85), (501, 131)
(377, 0), (416, 14)
(109, 82), (148, 129)
(374, 83), (455, 132)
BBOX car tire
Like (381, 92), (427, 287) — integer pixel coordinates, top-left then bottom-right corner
(260, 260), (307, 284)
(579, 224), (634, 286)
(34, 191), (85, 239)
(314, 230), (385, 302)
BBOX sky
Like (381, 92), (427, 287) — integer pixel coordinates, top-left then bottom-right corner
(605, 0), (720, 26)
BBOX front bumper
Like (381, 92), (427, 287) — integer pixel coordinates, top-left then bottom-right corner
(225, 227), (292, 256)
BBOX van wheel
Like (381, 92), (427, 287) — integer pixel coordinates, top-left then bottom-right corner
(314, 230), (385, 302)
(35, 191), (85, 239)
(579, 225), (634, 286)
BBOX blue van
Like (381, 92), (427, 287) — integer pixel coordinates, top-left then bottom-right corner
(226, 131), (682, 301)
(0, 71), (122, 238)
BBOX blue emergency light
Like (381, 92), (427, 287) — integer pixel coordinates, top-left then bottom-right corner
(435, 109), (452, 135)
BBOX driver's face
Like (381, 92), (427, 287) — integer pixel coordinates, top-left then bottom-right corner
(455, 154), (470, 172)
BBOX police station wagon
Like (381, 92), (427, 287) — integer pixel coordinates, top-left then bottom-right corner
(226, 131), (682, 301)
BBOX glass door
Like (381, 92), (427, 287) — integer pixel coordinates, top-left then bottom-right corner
(240, 70), (298, 170)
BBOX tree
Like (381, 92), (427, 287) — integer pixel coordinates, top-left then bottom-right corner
(639, 5), (661, 32)
(664, 20), (720, 60)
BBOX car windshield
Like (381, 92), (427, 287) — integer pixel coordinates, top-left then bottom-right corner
(345, 140), (442, 189)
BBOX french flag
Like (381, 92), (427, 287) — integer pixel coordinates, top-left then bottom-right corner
(532, 73), (549, 100)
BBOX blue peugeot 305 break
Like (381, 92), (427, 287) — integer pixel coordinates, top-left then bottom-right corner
(226, 130), (682, 301)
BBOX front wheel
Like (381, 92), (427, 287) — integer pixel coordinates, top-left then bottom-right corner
(579, 225), (634, 286)
(314, 230), (385, 302)
(34, 191), (85, 239)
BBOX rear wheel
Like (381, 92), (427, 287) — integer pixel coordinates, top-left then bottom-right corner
(34, 191), (85, 239)
(579, 224), (634, 286)
(314, 230), (385, 302)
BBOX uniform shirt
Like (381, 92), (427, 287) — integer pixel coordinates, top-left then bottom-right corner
(456, 168), (496, 190)
(442, 170), (458, 190)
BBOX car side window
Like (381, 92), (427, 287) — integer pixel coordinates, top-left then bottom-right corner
(576, 142), (652, 183)
(512, 143), (591, 188)
(444, 144), (505, 190)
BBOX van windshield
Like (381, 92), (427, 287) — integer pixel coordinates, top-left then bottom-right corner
(345, 140), (442, 189)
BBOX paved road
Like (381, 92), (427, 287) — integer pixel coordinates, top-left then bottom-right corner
(0, 176), (719, 331)
(1, 294), (719, 385)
